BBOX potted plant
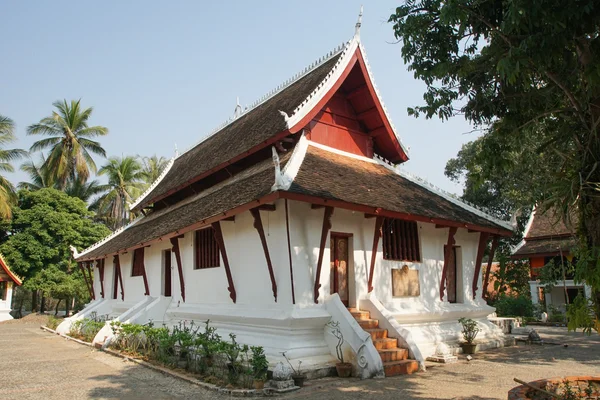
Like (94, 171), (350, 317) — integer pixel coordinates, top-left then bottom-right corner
(251, 346), (268, 390)
(458, 317), (479, 354)
(281, 352), (306, 387)
(328, 321), (352, 378)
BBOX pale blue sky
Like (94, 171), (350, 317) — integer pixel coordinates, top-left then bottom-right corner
(1, 1), (476, 194)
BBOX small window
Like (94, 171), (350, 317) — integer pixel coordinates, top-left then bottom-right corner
(382, 218), (421, 262)
(195, 228), (220, 269)
(131, 248), (145, 276)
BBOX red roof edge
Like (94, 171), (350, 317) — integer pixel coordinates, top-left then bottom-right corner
(0, 255), (22, 286)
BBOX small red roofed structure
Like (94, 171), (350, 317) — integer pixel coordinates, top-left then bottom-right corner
(0, 254), (22, 322)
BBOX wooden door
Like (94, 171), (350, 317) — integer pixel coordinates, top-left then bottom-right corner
(330, 234), (349, 306)
(446, 246), (457, 303)
(164, 250), (172, 297)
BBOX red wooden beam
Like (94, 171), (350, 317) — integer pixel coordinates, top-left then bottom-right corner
(79, 262), (94, 300)
(346, 84), (368, 101)
(313, 206), (334, 303)
(257, 204), (276, 211)
(211, 221), (236, 303)
(482, 236), (499, 300)
(222, 216), (235, 221)
(357, 107), (378, 120)
(114, 254), (125, 301)
(439, 227), (458, 301)
(85, 262), (95, 299)
(311, 204), (325, 209)
(285, 199), (296, 304)
(472, 232), (490, 299)
(250, 208), (278, 302)
(368, 216), (385, 293)
(98, 259), (105, 298)
(170, 236), (186, 302)
(139, 248), (150, 296)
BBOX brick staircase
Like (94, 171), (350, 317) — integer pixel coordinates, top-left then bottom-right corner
(348, 308), (419, 377)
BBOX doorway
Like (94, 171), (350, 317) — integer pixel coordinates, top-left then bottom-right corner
(445, 245), (457, 303)
(330, 233), (350, 306)
(163, 250), (172, 297)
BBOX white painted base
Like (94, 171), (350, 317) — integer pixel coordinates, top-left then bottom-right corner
(0, 309), (14, 322)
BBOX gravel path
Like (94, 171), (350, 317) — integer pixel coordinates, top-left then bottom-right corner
(1, 319), (598, 399)
(0, 318), (224, 399)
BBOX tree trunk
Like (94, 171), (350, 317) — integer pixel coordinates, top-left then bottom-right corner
(65, 297), (71, 317)
(54, 299), (62, 316)
(31, 290), (38, 313)
(581, 190), (600, 320)
(40, 293), (46, 314)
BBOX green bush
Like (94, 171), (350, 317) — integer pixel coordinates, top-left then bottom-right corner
(47, 315), (62, 330)
(70, 318), (105, 342)
(492, 295), (534, 317)
(108, 320), (262, 389)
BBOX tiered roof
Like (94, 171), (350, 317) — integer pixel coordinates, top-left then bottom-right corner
(75, 32), (513, 262)
(512, 207), (577, 257)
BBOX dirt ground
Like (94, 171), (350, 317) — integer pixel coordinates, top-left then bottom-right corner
(1, 317), (598, 399)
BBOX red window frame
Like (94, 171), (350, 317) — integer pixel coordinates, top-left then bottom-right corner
(382, 218), (421, 262)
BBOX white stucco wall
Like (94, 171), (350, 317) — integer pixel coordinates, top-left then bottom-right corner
(0, 282), (14, 321)
(85, 198), (500, 361)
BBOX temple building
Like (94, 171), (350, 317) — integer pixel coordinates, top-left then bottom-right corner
(0, 254), (22, 322)
(59, 20), (512, 378)
(512, 207), (591, 312)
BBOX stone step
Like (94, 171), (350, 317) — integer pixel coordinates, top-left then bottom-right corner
(365, 328), (388, 340)
(349, 310), (370, 320)
(378, 348), (408, 362)
(383, 360), (419, 376)
(356, 318), (379, 330)
(373, 337), (398, 350)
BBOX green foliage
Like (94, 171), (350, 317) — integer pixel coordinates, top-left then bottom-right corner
(0, 114), (27, 219)
(0, 189), (110, 299)
(458, 317), (479, 344)
(548, 304), (567, 323)
(27, 99), (108, 189)
(47, 315), (62, 330)
(490, 253), (531, 299)
(109, 320), (262, 389)
(567, 293), (599, 335)
(492, 294), (534, 318)
(250, 346), (268, 380)
(70, 317), (105, 342)
(390, 0), (600, 318)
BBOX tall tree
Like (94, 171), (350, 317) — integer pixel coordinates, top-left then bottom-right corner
(140, 155), (169, 186)
(0, 115), (27, 219)
(27, 99), (108, 189)
(18, 155), (53, 191)
(96, 156), (145, 230)
(65, 178), (105, 204)
(0, 189), (110, 310)
(390, 0), (600, 317)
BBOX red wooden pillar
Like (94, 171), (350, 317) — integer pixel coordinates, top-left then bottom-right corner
(86, 262), (95, 300)
(439, 227), (458, 301)
(472, 232), (490, 299)
(170, 236), (186, 302)
(114, 254), (125, 301)
(138, 248), (150, 296)
(285, 199), (296, 304)
(482, 236), (499, 300)
(368, 216), (384, 293)
(313, 206), (333, 303)
(98, 259), (105, 298)
(79, 262), (94, 300)
(250, 208), (278, 302)
(211, 221), (236, 303)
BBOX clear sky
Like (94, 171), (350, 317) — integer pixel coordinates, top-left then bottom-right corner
(1, 1), (476, 194)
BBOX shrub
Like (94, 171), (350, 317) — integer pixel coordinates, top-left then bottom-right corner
(458, 317), (479, 344)
(47, 315), (62, 330)
(492, 295), (534, 317)
(548, 304), (567, 323)
(70, 318), (105, 342)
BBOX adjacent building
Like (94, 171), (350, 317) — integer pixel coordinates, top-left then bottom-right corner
(512, 207), (591, 312)
(0, 254), (22, 322)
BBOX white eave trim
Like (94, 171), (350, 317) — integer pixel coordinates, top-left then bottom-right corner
(130, 157), (175, 210)
(75, 217), (143, 260)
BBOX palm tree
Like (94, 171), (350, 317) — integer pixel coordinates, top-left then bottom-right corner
(65, 178), (105, 204)
(27, 99), (108, 189)
(140, 155), (169, 186)
(95, 156), (145, 230)
(18, 155), (53, 191)
(0, 115), (27, 219)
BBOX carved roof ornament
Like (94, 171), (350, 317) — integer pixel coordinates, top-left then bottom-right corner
(355, 5), (363, 37)
(234, 96), (242, 119)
